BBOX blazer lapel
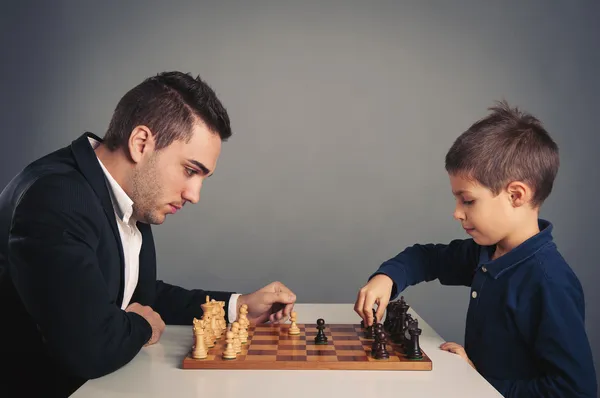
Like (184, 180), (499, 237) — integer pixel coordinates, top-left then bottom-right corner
(70, 132), (126, 306)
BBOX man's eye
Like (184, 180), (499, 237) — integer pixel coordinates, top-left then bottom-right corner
(463, 200), (474, 205)
(185, 168), (197, 176)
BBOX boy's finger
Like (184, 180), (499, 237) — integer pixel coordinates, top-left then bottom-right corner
(363, 295), (375, 326)
(354, 291), (366, 321)
(375, 296), (389, 325)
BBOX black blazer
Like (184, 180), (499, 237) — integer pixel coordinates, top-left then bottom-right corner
(0, 132), (233, 396)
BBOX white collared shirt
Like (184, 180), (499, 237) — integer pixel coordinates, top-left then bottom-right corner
(88, 137), (239, 320)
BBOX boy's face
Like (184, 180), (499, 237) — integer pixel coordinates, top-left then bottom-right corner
(449, 173), (517, 246)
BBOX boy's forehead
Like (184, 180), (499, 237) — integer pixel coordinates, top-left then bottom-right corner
(449, 173), (481, 194)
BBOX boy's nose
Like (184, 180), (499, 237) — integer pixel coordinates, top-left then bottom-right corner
(453, 207), (465, 221)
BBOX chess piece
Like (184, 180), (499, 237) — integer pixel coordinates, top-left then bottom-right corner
(406, 326), (423, 360)
(239, 304), (250, 329)
(288, 311), (300, 335)
(192, 325), (208, 359)
(373, 331), (390, 360)
(222, 331), (237, 360)
(231, 322), (242, 353)
(314, 318), (328, 344)
(371, 323), (384, 355)
(209, 300), (221, 339)
(218, 300), (227, 332)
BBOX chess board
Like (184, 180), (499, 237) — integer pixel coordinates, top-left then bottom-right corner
(182, 323), (432, 370)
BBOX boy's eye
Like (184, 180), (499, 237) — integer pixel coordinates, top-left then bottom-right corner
(463, 200), (475, 205)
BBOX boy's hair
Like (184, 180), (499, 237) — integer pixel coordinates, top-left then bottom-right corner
(103, 71), (232, 151)
(445, 100), (559, 207)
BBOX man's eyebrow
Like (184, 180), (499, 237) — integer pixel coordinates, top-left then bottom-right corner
(188, 159), (212, 176)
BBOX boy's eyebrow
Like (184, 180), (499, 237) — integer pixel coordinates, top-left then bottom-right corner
(188, 159), (212, 176)
(453, 189), (470, 196)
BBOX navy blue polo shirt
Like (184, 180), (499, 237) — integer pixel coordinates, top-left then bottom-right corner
(372, 219), (597, 397)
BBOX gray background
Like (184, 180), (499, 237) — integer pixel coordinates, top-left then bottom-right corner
(2, 0), (598, 384)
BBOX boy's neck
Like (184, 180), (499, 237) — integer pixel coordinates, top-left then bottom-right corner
(492, 215), (540, 260)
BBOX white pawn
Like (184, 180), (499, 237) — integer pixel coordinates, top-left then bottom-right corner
(192, 325), (208, 359)
(239, 304), (250, 328)
(222, 331), (237, 360)
(288, 311), (300, 335)
(231, 322), (242, 353)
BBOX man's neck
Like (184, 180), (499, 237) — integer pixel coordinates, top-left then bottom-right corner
(94, 144), (130, 192)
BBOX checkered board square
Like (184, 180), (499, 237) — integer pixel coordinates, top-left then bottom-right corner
(182, 323), (432, 370)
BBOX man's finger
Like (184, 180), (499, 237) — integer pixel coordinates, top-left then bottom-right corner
(266, 291), (296, 304)
(283, 302), (294, 318)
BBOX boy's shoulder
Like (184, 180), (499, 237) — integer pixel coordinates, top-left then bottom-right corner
(523, 239), (583, 294)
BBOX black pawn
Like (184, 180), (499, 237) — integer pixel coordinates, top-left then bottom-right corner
(371, 323), (384, 354)
(365, 309), (378, 339)
(406, 327), (423, 360)
(314, 318), (328, 344)
(373, 331), (389, 360)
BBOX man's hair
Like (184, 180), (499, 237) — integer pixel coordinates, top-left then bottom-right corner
(445, 100), (559, 207)
(103, 71), (232, 151)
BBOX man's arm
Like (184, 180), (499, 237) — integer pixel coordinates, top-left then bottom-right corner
(488, 275), (597, 397)
(8, 175), (152, 379)
(152, 280), (235, 325)
(371, 238), (481, 299)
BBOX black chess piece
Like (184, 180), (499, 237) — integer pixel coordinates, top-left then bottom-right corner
(406, 326), (423, 360)
(365, 308), (378, 339)
(371, 323), (384, 355)
(384, 301), (399, 331)
(314, 318), (328, 344)
(403, 318), (418, 355)
(373, 331), (389, 360)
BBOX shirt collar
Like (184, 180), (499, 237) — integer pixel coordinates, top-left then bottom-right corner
(478, 219), (553, 279)
(88, 137), (135, 224)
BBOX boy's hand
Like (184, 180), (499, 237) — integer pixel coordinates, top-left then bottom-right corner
(440, 342), (475, 369)
(354, 274), (394, 327)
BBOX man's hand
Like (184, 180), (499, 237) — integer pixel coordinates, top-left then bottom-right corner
(237, 281), (296, 325)
(125, 302), (165, 346)
(354, 274), (394, 327)
(440, 342), (475, 369)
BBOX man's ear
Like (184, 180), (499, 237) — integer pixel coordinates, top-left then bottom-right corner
(128, 126), (155, 163)
(506, 181), (533, 208)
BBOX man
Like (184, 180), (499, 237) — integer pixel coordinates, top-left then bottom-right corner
(0, 71), (296, 396)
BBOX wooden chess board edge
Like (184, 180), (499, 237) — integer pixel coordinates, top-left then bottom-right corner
(181, 354), (432, 370)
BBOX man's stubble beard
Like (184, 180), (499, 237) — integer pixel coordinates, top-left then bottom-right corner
(129, 154), (164, 225)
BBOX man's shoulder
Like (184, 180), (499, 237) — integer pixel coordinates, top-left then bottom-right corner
(1, 146), (100, 217)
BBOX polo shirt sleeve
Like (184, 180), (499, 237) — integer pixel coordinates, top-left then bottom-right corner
(488, 274), (597, 397)
(370, 238), (480, 299)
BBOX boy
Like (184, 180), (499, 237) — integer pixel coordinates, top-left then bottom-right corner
(355, 101), (597, 397)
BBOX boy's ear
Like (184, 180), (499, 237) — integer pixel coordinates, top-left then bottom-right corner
(506, 181), (533, 208)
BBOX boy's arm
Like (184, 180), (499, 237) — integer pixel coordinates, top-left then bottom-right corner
(489, 276), (597, 397)
(371, 238), (481, 299)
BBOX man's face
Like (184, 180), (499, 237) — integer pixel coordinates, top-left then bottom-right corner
(448, 173), (517, 246)
(129, 122), (222, 224)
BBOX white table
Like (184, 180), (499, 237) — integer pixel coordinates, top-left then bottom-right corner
(72, 304), (502, 397)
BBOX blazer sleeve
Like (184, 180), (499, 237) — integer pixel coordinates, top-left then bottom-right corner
(152, 280), (235, 325)
(7, 174), (152, 379)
